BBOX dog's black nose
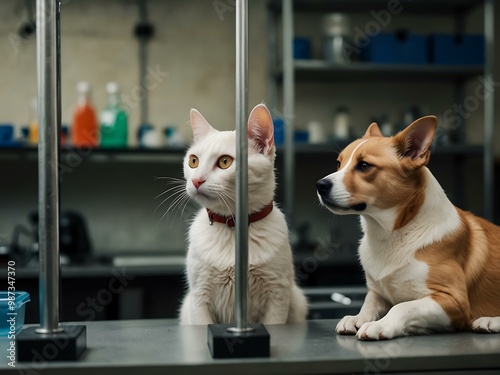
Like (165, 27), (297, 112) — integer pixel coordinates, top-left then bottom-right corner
(316, 179), (332, 195)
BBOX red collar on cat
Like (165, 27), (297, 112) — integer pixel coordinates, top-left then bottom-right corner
(207, 203), (273, 229)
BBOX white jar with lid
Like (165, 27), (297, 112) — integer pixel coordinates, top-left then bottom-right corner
(332, 107), (351, 140)
(308, 121), (325, 144)
(322, 13), (353, 64)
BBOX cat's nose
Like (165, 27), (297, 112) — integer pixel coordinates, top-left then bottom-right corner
(316, 178), (333, 196)
(192, 178), (206, 189)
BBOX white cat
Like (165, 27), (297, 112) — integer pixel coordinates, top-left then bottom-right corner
(179, 104), (307, 325)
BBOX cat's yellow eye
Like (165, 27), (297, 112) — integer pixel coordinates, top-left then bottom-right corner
(188, 155), (199, 168)
(217, 155), (233, 169)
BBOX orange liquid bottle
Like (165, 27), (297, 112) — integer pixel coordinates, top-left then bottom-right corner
(28, 98), (38, 144)
(71, 82), (98, 147)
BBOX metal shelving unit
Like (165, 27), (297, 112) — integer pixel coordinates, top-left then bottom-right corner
(269, 0), (479, 14)
(269, 0), (495, 221)
(280, 60), (484, 82)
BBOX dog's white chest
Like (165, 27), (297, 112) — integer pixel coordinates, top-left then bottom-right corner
(359, 233), (431, 305)
(367, 264), (430, 305)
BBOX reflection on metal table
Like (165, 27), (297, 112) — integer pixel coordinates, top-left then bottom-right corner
(1, 319), (499, 374)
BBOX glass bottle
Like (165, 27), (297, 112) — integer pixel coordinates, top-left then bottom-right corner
(100, 82), (128, 148)
(71, 82), (98, 147)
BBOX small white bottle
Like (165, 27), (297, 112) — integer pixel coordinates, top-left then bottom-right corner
(308, 121), (325, 144)
(332, 107), (350, 140)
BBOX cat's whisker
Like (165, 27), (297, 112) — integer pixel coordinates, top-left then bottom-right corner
(154, 176), (185, 182)
(219, 193), (236, 214)
(169, 194), (191, 229)
(219, 189), (237, 207)
(165, 191), (189, 216)
(221, 197), (235, 214)
(165, 194), (190, 223)
(211, 185), (235, 204)
(179, 196), (192, 221)
(215, 191), (234, 217)
(164, 179), (186, 187)
(156, 192), (189, 228)
(154, 188), (185, 213)
(155, 184), (185, 200)
(217, 188), (235, 201)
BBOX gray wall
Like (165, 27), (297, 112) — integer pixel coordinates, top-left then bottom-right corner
(0, 0), (498, 255)
(1, 1), (499, 146)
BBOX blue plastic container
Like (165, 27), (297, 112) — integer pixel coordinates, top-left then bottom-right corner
(294, 130), (309, 143)
(0, 124), (14, 144)
(273, 118), (284, 146)
(431, 34), (484, 65)
(362, 32), (429, 64)
(293, 37), (312, 60)
(0, 291), (30, 336)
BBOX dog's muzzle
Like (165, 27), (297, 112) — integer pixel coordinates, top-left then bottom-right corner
(316, 178), (332, 198)
(316, 178), (366, 212)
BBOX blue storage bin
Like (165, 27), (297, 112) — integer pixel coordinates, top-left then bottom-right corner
(0, 124), (14, 144)
(361, 32), (429, 64)
(293, 37), (312, 60)
(294, 130), (309, 143)
(273, 118), (284, 146)
(431, 34), (484, 65)
(0, 291), (30, 336)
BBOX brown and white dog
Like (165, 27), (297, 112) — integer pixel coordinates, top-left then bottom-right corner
(316, 116), (500, 340)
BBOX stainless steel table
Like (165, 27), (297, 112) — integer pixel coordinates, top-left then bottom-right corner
(2, 319), (500, 374)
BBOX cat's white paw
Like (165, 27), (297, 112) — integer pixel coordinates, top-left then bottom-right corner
(356, 321), (399, 341)
(336, 314), (376, 335)
(472, 317), (500, 333)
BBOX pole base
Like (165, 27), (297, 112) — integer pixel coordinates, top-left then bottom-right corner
(207, 323), (270, 358)
(16, 325), (86, 362)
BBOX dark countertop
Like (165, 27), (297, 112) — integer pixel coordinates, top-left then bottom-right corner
(1, 319), (500, 374)
(17, 255), (186, 278)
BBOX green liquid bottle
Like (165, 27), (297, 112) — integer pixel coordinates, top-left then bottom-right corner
(100, 82), (128, 148)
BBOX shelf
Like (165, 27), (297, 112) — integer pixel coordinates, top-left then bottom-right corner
(430, 143), (484, 155)
(0, 143), (484, 163)
(269, 0), (480, 14)
(278, 143), (484, 156)
(0, 145), (188, 163)
(18, 254), (186, 279)
(277, 60), (484, 83)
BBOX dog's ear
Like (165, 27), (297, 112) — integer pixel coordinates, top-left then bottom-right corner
(363, 122), (383, 138)
(394, 115), (437, 169)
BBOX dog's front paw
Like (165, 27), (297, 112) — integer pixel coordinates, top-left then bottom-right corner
(356, 321), (399, 341)
(336, 315), (376, 335)
(472, 317), (500, 333)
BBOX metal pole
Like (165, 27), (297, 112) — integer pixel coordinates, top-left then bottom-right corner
(268, 7), (278, 111)
(36, 0), (63, 334)
(139, 40), (148, 125)
(484, 0), (495, 222)
(228, 0), (252, 334)
(282, 0), (295, 221)
(138, 0), (148, 126)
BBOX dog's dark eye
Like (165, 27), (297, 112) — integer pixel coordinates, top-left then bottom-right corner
(336, 160), (341, 170)
(356, 161), (372, 172)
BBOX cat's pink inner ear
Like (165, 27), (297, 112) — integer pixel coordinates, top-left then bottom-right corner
(247, 104), (274, 154)
(190, 109), (214, 142)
